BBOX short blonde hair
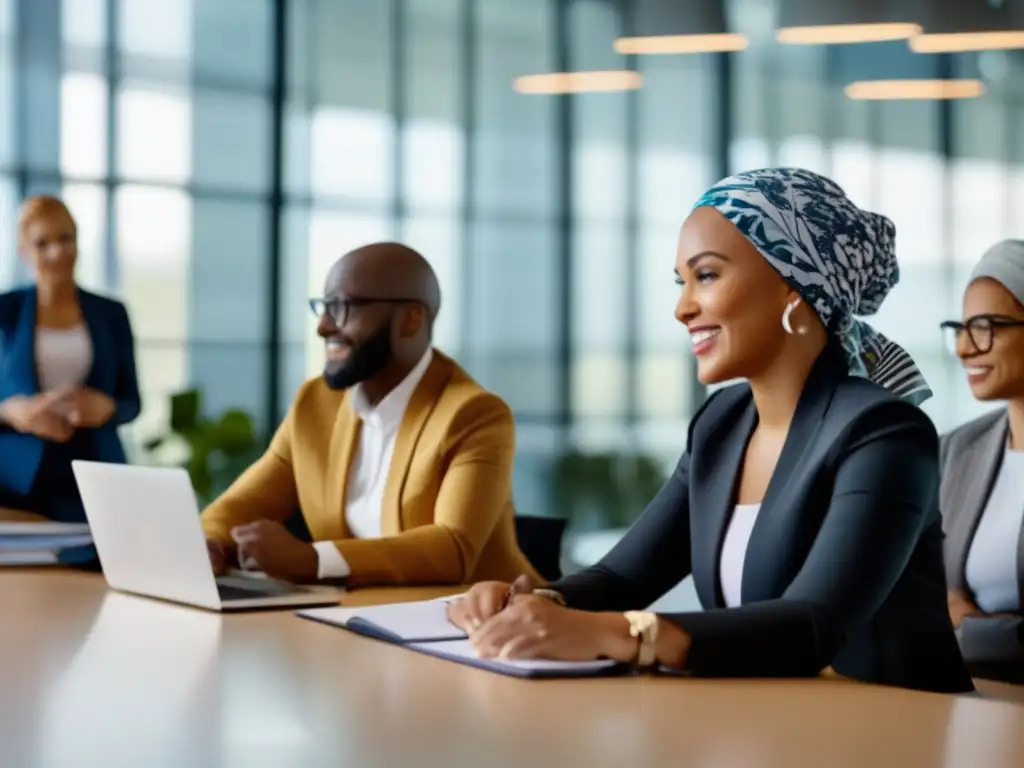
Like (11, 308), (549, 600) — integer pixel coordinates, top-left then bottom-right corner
(18, 195), (77, 249)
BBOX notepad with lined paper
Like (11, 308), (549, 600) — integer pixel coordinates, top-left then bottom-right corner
(406, 638), (621, 678)
(299, 598), (468, 644)
(297, 598), (625, 679)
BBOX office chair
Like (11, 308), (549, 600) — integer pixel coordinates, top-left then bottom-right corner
(514, 515), (567, 582)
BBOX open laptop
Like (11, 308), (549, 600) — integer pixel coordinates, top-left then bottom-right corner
(71, 461), (342, 611)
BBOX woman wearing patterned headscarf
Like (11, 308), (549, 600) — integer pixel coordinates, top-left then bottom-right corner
(449, 168), (973, 694)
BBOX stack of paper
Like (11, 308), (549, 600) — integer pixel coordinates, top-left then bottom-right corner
(0, 521), (94, 565)
(298, 598), (623, 679)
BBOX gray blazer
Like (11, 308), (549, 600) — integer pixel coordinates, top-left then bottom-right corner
(939, 407), (1023, 597)
(940, 408), (1024, 678)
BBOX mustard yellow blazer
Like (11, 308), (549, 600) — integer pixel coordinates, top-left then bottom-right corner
(200, 351), (539, 587)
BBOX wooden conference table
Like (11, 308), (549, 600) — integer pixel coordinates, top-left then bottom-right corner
(2, 571), (1024, 768)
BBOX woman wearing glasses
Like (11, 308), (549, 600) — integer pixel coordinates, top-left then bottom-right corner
(939, 239), (1024, 683)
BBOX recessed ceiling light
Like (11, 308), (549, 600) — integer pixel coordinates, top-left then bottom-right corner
(910, 1), (1024, 52)
(777, 0), (922, 45)
(512, 71), (643, 95)
(614, 0), (748, 54)
(844, 79), (987, 100)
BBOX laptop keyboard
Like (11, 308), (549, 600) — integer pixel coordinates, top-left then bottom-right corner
(215, 576), (304, 601)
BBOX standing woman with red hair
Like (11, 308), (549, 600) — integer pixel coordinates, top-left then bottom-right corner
(0, 196), (140, 525)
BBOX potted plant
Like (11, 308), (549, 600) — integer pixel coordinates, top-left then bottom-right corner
(143, 389), (263, 505)
(548, 450), (666, 532)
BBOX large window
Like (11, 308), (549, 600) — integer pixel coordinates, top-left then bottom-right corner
(726, 0), (1023, 434)
(4, 0), (1022, 520)
(0, 0), (274, 457)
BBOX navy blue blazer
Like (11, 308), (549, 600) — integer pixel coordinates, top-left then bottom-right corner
(0, 286), (141, 495)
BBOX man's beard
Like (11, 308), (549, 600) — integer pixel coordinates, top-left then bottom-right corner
(323, 324), (393, 390)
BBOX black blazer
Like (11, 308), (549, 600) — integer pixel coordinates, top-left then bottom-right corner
(550, 348), (973, 693)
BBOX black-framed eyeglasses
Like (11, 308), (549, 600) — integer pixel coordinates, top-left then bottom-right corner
(940, 314), (1024, 355)
(308, 296), (422, 326)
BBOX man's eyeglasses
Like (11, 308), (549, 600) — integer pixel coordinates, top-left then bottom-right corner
(940, 314), (1024, 355)
(308, 296), (423, 326)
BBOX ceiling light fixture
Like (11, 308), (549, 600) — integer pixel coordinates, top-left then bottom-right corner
(844, 78), (988, 100)
(512, 70), (644, 95)
(910, 0), (1024, 53)
(614, 0), (748, 55)
(777, 0), (922, 45)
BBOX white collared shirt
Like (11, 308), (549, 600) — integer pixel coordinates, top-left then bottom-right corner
(313, 348), (434, 579)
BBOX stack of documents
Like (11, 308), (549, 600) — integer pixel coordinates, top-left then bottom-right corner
(0, 521), (94, 565)
(298, 598), (622, 679)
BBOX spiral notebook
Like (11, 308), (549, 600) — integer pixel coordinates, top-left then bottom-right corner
(297, 599), (623, 679)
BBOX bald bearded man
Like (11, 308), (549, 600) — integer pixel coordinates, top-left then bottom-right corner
(200, 243), (539, 586)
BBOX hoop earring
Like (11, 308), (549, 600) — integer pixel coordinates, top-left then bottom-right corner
(781, 301), (807, 335)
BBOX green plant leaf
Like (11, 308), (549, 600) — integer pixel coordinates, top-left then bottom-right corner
(188, 453), (213, 500)
(548, 450), (667, 531)
(143, 387), (263, 507)
(170, 390), (202, 432)
(216, 409), (256, 455)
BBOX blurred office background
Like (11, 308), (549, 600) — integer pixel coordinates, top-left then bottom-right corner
(1, 0), (1023, 551)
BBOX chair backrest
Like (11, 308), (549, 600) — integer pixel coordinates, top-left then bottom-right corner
(514, 515), (567, 582)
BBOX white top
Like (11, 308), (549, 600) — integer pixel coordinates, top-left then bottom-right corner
(719, 503), (761, 608)
(314, 348), (434, 579)
(36, 325), (93, 392)
(964, 447), (1024, 613)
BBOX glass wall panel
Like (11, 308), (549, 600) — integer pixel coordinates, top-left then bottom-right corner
(116, 82), (192, 184)
(190, 90), (271, 192)
(399, 215), (462, 355)
(60, 72), (107, 179)
(946, 56), (1019, 430)
(0, 0), (16, 167)
(114, 184), (191, 450)
(16, 0), (1021, 530)
(0, 176), (15, 289)
(192, 0), (272, 89)
(403, 0), (464, 213)
(61, 182), (106, 292)
(467, 0), (559, 419)
(724, 0), (1020, 435)
(635, 55), (714, 448)
(568, 0), (628, 433)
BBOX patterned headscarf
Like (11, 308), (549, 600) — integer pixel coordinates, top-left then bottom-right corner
(693, 167), (931, 405)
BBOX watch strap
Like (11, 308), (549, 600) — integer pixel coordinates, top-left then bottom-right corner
(624, 610), (659, 667)
(532, 588), (567, 606)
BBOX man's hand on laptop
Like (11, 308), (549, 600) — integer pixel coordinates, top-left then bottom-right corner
(229, 520), (318, 583)
(206, 539), (232, 575)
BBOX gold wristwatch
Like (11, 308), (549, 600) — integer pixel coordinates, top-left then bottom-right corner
(623, 610), (659, 668)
